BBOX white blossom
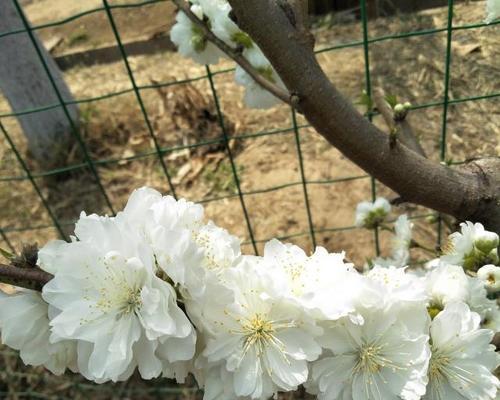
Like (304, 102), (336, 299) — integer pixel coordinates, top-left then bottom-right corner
(424, 262), (500, 330)
(0, 290), (77, 375)
(262, 239), (362, 321)
(235, 47), (285, 109)
(442, 222), (499, 270)
(40, 216), (196, 383)
(486, 0), (500, 23)
(477, 264), (500, 293)
(170, 5), (225, 65)
(311, 278), (430, 400)
(367, 265), (427, 303)
(200, 256), (322, 399)
(355, 197), (391, 228)
(424, 302), (500, 400)
(373, 214), (413, 268)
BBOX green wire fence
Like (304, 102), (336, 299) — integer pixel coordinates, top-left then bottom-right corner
(0, 0), (498, 396)
(0, 0), (498, 254)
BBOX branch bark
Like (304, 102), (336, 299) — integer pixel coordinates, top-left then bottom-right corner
(171, 0), (292, 106)
(0, 263), (53, 292)
(227, 0), (500, 233)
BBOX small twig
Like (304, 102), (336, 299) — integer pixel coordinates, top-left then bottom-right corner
(373, 88), (426, 157)
(171, 0), (292, 106)
(0, 263), (53, 292)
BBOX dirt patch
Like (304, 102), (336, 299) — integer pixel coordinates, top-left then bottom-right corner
(0, 1), (498, 398)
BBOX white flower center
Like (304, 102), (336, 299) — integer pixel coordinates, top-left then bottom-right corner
(354, 343), (385, 374)
(231, 313), (295, 361)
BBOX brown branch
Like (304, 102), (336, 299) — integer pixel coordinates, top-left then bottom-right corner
(372, 88), (426, 157)
(171, 0), (292, 106)
(0, 263), (53, 292)
(227, 0), (500, 233)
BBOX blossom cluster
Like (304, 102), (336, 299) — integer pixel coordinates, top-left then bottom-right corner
(170, 0), (285, 109)
(0, 188), (499, 400)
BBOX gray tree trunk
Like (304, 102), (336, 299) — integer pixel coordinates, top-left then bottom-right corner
(0, 1), (77, 169)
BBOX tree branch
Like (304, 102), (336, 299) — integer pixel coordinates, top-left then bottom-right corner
(0, 263), (53, 292)
(227, 0), (500, 232)
(372, 88), (426, 157)
(171, 0), (292, 106)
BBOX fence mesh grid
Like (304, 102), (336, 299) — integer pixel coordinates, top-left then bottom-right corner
(0, 0), (498, 396)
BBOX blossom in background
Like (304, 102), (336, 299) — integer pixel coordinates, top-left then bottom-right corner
(373, 214), (413, 268)
(0, 290), (77, 375)
(234, 46), (285, 109)
(486, 0), (500, 23)
(477, 264), (500, 293)
(200, 256), (322, 399)
(355, 197), (391, 228)
(442, 221), (499, 271)
(424, 302), (499, 400)
(312, 279), (430, 400)
(170, 4), (225, 65)
(40, 216), (196, 383)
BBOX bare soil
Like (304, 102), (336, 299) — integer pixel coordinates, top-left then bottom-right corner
(0, 1), (498, 398)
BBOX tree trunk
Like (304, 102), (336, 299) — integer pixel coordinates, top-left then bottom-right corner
(0, 1), (77, 169)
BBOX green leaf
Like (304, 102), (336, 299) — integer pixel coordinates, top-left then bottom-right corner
(384, 94), (398, 109)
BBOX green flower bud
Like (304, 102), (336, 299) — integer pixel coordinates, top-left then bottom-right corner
(474, 231), (499, 254)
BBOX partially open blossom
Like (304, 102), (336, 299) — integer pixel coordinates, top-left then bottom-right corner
(170, 4), (225, 65)
(355, 197), (391, 228)
(442, 222), (499, 271)
(477, 264), (500, 293)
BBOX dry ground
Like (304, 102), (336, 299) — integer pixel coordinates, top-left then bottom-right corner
(0, 1), (499, 398)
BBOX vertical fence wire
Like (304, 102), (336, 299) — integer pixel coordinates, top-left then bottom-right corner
(291, 109), (316, 249)
(205, 65), (258, 255)
(360, 0), (381, 255)
(0, 121), (67, 240)
(437, 0), (455, 246)
(11, 0), (115, 216)
(101, 0), (177, 199)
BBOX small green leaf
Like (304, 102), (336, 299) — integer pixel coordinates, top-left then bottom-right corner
(384, 94), (398, 109)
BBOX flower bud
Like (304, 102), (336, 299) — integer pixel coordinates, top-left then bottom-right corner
(477, 264), (500, 292)
(474, 230), (499, 254)
(394, 103), (405, 113)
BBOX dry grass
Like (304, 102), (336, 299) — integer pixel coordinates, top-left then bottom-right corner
(0, 1), (498, 398)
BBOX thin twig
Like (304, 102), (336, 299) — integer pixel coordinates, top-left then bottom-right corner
(171, 0), (292, 106)
(0, 263), (53, 292)
(373, 88), (426, 157)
